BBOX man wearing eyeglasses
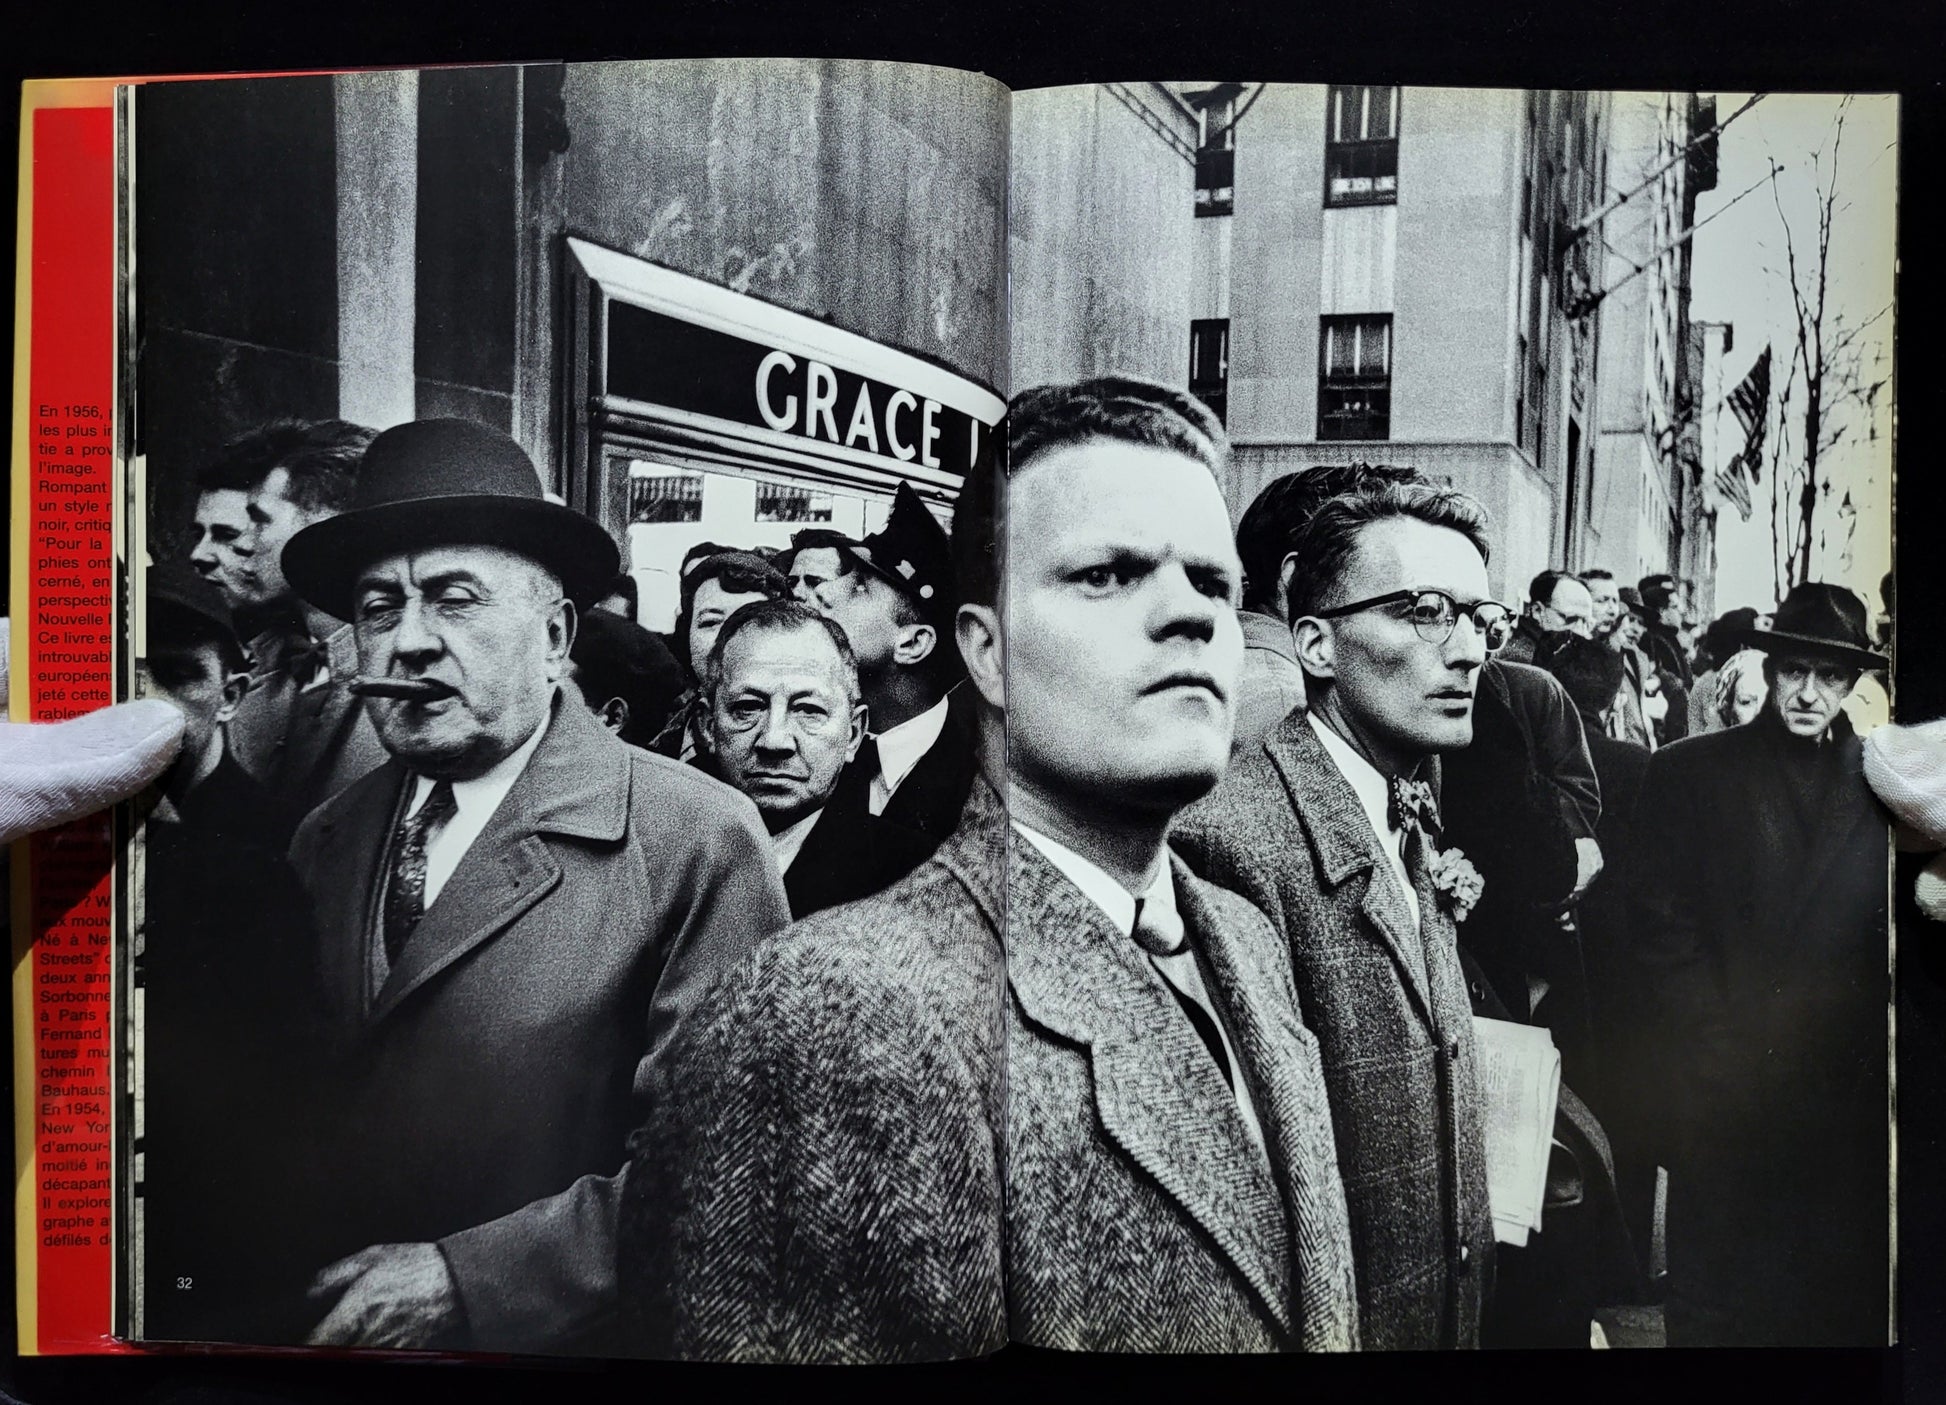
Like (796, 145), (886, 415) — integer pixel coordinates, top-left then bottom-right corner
(1499, 569), (1595, 664)
(1174, 478), (1506, 1350)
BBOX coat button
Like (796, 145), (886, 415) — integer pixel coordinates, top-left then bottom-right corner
(1448, 1037), (1462, 1060)
(1455, 1243), (1472, 1274)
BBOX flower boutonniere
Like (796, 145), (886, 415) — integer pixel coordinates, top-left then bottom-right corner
(1425, 844), (1484, 923)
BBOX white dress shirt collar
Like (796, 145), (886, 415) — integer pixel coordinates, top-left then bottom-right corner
(406, 709), (551, 909)
(769, 807), (822, 875)
(1307, 712), (1419, 928)
(868, 692), (952, 814)
(1011, 821), (1164, 936)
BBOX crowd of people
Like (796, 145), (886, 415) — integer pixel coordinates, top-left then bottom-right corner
(134, 377), (1891, 1358)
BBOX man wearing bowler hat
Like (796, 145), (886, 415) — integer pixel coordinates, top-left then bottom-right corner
(799, 480), (977, 852)
(1630, 581), (1891, 1346)
(276, 419), (791, 1353)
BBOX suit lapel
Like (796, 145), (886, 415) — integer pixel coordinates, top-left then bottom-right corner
(306, 763), (409, 1032)
(1007, 837), (1295, 1339)
(1263, 717), (1436, 1030)
(370, 697), (629, 1022)
(1177, 859), (1356, 1349)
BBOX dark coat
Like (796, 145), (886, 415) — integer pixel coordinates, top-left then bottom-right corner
(141, 756), (323, 1343)
(1630, 708), (1890, 1345)
(228, 623), (387, 844)
(286, 694), (791, 1353)
(781, 766), (937, 919)
(860, 682), (979, 849)
(1006, 828), (1359, 1353)
(1173, 713), (1494, 1350)
(620, 781), (1011, 1363)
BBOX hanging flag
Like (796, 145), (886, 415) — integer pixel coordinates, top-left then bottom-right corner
(1726, 346), (1771, 475)
(1714, 346), (1770, 522)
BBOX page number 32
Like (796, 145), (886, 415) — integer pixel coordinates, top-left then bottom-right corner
(174, 1276), (192, 1290)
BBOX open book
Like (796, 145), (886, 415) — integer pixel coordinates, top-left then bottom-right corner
(10, 60), (1895, 1360)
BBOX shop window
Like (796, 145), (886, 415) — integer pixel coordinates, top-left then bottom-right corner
(628, 465), (703, 524)
(1195, 91), (1237, 216)
(755, 481), (835, 524)
(1325, 85), (1400, 207)
(1189, 319), (1231, 424)
(1318, 314), (1392, 441)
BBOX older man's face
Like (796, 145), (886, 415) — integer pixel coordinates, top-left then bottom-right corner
(352, 544), (570, 780)
(189, 488), (262, 609)
(1768, 653), (1859, 739)
(1539, 577), (1595, 638)
(1585, 576), (1622, 637)
(1305, 517), (1492, 771)
(1004, 439), (1243, 819)
(708, 622), (865, 830)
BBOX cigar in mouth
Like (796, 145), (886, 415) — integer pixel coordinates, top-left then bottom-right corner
(349, 676), (458, 701)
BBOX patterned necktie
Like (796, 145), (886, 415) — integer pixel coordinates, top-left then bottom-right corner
(1133, 896), (1235, 1094)
(384, 780), (457, 967)
(1386, 774), (1442, 845)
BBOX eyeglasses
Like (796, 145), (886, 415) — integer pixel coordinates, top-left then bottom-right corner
(1313, 588), (1516, 652)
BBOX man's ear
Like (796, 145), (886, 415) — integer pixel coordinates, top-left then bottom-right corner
(1291, 616), (1336, 684)
(1277, 554), (1300, 620)
(845, 701), (869, 762)
(216, 671), (250, 725)
(545, 599), (577, 682)
(957, 603), (1003, 709)
(892, 620), (937, 668)
(597, 696), (629, 736)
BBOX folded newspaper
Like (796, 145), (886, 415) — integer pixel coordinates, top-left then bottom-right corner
(1472, 1016), (1563, 1248)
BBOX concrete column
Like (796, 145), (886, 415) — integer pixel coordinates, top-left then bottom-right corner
(334, 70), (417, 430)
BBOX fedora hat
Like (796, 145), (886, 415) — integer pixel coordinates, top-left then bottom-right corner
(1739, 581), (1887, 671)
(848, 481), (956, 627)
(282, 419), (620, 621)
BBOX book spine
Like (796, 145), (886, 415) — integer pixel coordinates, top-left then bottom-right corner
(10, 80), (133, 1357)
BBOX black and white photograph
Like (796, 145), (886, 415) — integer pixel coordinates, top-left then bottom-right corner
(122, 63), (1896, 1362)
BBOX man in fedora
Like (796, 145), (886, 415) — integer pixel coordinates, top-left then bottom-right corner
(1631, 581), (1891, 1346)
(799, 481), (976, 852)
(275, 419), (791, 1353)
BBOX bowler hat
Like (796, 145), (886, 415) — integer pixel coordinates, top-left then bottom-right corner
(848, 481), (956, 625)
(1618, 585), (1652, 621)
(282, 419), (620, 620)
(1740, 581), (1887, 671)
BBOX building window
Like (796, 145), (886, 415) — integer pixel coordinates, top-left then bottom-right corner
(1196, 145), (1235, 217)
(1325, 85), (1400, 207)
(1318, 314), (1392, 441)
(1192, 87), (1239, 216)
(754, 480), (835, 524)
(628, 465), (704, 523)
(1190, 319), (1231, 424)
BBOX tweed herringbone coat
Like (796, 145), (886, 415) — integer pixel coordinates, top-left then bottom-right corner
(1173, 712), (1495, 1351)
(621, 779), (1359, 1359)
(1006, 831), (1359, 1352)
(619, 781), (1011, 1364)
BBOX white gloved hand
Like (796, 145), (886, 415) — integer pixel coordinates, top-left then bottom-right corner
(0, 622), (183, 846)
(1864, 719), (1946, 922)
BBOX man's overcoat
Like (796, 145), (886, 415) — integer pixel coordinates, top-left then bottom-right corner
(1006, 828), (1359, 1352)
(286, 692), (790, 1353)
(1630, 708), (1889, 1344)
(1173, 712), (1495, 1350)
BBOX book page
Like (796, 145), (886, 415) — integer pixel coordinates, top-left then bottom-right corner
(116, 57), (1010, 1361)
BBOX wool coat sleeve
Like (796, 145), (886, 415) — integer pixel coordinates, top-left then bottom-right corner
(1493, 661), (1603, 842)
(1626, 742), (1720, 1048)
(436, 789), (793, 1350)
(619, 925), (1008, 1363)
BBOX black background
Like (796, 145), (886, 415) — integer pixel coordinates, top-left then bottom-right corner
(6, 2), (1941, 1401)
